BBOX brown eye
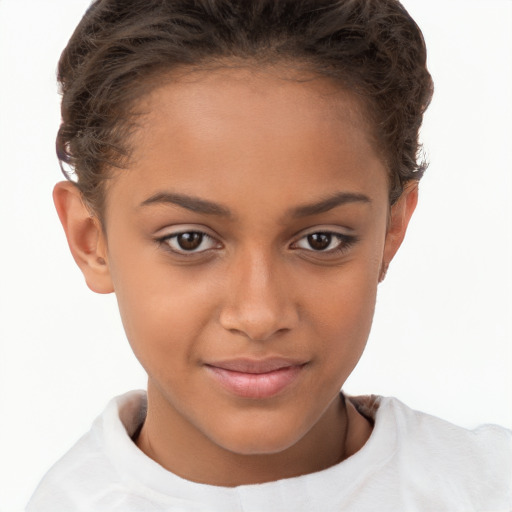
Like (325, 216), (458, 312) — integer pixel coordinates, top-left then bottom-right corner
(161, 231), (219, 254)
(177, 232), (203, 251)
(294, 231), (356, 254)
(307, 233), (332, 251)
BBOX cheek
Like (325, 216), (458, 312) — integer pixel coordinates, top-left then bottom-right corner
(303, 258), (381, 374)
(107, 241), (217, 370)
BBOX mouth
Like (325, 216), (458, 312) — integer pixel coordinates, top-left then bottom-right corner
(204, 358), (308, 399)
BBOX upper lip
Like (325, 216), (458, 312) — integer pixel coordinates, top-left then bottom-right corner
(205, 358), (307, 374)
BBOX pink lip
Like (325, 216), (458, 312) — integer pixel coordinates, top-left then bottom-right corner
(205, 358), (307, 399)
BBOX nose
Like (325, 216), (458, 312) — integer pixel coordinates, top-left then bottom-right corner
(219, 248), (299, 341)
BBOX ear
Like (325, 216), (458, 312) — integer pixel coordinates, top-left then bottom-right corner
(379, 181), (418, 282)
(53, 181), (114, 294)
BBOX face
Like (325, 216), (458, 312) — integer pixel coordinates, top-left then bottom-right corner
(66, 66), (414, 467)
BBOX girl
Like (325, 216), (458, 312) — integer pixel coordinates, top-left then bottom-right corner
(24, 0), (511, 510)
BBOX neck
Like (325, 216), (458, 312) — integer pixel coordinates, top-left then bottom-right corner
(135, 384), (372, 486)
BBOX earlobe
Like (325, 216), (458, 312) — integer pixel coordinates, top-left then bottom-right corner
(53, 181), (114, 294)
(379, 181), (418, 282)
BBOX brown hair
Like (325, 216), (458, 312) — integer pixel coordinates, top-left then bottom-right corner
(57, 0), (433, 215)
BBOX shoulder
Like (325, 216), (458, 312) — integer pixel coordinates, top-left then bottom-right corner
(377, 395), (512, 455)
(350, 394), (512, 510)
(26, 391), (149, 512)
(351, 393), (512, 451)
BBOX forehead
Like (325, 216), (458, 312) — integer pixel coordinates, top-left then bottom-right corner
(107, 66), (388, 216)
(135, 65), (373, 153)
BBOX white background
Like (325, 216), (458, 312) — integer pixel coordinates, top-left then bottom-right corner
(0, 1), (511, 510)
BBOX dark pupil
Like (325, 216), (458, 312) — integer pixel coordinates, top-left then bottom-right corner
(308, 233), (331, 251)
(177, 232), (203, 250)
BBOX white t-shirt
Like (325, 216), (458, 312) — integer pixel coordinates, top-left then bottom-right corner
(26, 390), (512, 512)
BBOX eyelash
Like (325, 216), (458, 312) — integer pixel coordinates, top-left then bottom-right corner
(291, 231), (358, 255)
(157, 231), (220, 254)
(156, 229), (357, 257)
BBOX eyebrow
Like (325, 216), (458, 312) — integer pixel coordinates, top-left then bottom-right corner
(289, 192), (371, 217)
(139, 190), (371, 218)
(140, 192), (232, 217)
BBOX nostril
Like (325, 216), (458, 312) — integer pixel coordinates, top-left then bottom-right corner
(219, 305), (296, 341)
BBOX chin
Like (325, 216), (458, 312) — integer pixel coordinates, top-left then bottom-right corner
(206, 418), (306, 457)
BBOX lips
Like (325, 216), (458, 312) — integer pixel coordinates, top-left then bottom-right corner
(204, 358), (307, 399)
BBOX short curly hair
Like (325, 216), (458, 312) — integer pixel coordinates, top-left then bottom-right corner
(57, 0), (433, 215)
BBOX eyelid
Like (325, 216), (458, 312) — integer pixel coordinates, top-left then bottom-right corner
(291, 225), (355, 243)
(153, 223), (222, 240)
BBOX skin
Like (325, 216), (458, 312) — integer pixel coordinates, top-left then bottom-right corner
(54, 66), (417, 486)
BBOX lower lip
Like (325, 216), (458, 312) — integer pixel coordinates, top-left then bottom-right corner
(205, 365), (305, 399)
